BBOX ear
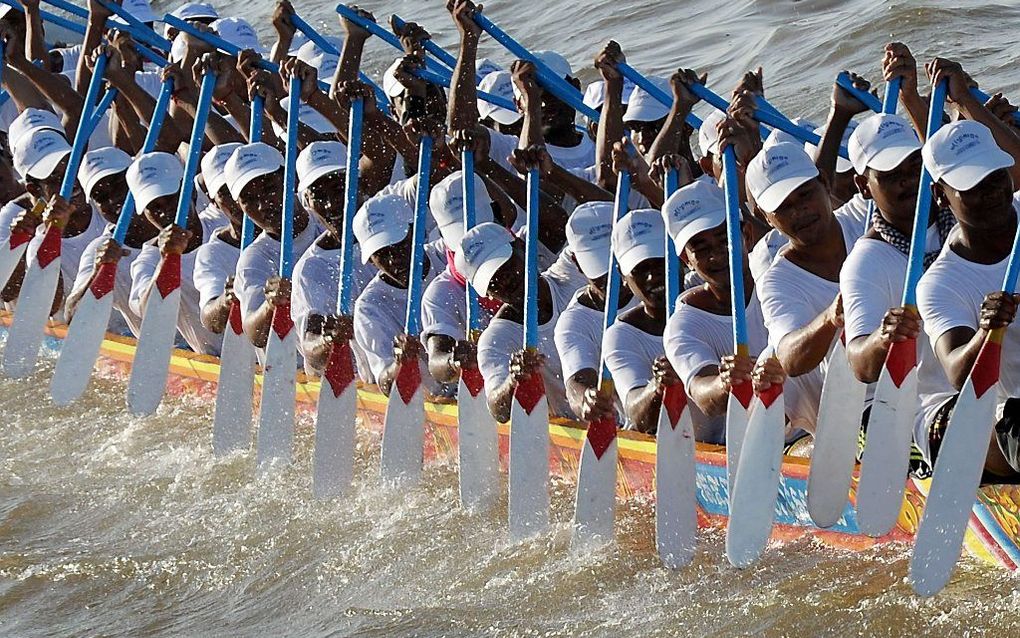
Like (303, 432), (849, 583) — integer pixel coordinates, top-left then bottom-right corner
(931, 181), (948, 210)
(853, 173), (872, 200)
(698, 155), (714, 178)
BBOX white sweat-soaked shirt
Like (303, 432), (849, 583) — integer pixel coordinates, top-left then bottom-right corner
(72, 232), (144, 337)
(420, 266), (497, 342)
(193, 228), (241, 315)
(234, 218), (321, 319)
(487, 129), (596, 176)
(602, 320), (666, 431)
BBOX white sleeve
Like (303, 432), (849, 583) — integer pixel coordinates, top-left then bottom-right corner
(554, 306), (600, 379)
(128, 247), (159, 316)
(234, 245), (271, 319)
(840, 242), (898, 343)
(918, 269), (978, 346)
(420, 276), (464, 341)
(72, 236), (102, 294)
(485, 128), (519, 174)
(478, 319), (520, 393)
(292, 253), (337, 341)
(353, 287), (403, 383)
(603, 324), (655, 402)
(193, 240), (231, 314)
(664, 306), (725, 389)
(758, 266), (822, 348)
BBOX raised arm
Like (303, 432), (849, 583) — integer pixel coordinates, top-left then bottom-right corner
(21, 0), (48, 67)
(446, 0), (482, 130)
(592, 41), (627, 191)
(883, 43), (928, 139)
(815, 73), (870, 188)
(269, 0), (296, 65)
(331, 5), (374, 97)
(76, 0), (114, 93)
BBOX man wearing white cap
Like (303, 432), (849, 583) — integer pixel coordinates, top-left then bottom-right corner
(458, 222), (578, 421)
(351, 192), (446, 392)
(224, 142), (320, 350)
(554, 201), (634, 424)
(917, 115), (1020, 476)
(623, 79), (671, 157)
(125, 152), (221, 355)
(477, 71), (522, 136)
(212, 17), (266, 56)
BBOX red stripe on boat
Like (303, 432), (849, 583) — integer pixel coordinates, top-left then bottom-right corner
(758, 382), (783, 409)
(155, 253), (181, 298)
(971, 340), (1002, 400)
(394, 357), (421, 405)
(271, 301), (293, 339)
(662, 383), (688, 430)
(514, 371), (545, 415)
(8, 230), (31, 249)
(228, 300), (243, 335)
(586, 416), (617, 460)
(36, 225), (62, 268)
(88, 262), (117, 299)
(323, 339), (355, 398)
(731, 379), (753, 409)
(462, 365), (485, 397)
(885, 337), (917, 388)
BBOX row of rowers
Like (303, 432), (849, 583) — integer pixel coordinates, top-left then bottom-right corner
(4, 0), (1020, 480)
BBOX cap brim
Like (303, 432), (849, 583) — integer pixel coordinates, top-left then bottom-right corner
(360, 228), (409, 264)
(940, 149), (1015, 191)
(26, 147), (70, 180)
(573, 247), (610, 280)
(866, 145), (920, 173)
(83, 166), (126, 201)
(134, 182), (179, 215)
(298, 165), (342, 194)
(624, 103), (668, 124)
(471, 246), (513, 296)
(228, 165), (277, 200)
(480, 103), (522, 125)
(755, 173), (815, 213)
(673, 215), (726, 255)
(618, 244), (664, 277)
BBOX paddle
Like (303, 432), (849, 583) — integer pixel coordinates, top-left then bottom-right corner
(125, 66), (216, 415)
(210, 97), (265, 455)
(334, 5), (454, 78)
(614, 63), (703, 129)
(909, 213), (1020, 597)
(571, 171), (627, 547)
(390, 14), (460, 71)
(32, 0), (169, 66)
(311, 96), (363, 499)
(2, 53), (110, 378)
(254, 77), (302, 470)
(856, 80), (948, 537)
(969, 86), (1020, 125)
(379, 134), (433, 486)
(456, 148), (499, 512)
(656, 168), (698, 568)
(508, 167), (550, 539)
(807, 77), (901, 528)
(50, 77), (175, 406)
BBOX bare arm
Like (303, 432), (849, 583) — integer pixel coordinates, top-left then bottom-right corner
(21, 0), (48, 67)
(446, 0), (482, 130)
(775, 296), (842, 377)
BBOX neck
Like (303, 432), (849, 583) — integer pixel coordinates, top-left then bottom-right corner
(955, 209), (1018, 265)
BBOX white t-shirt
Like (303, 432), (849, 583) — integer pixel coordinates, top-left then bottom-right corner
(554, 290), (606, 381)
(25, 207), (106, 303)
(375, 176), (440, 242)
(603, 320), (665, 424)
(487, 129), (596, 176)
(352, 242), (446, 385)
(420, 265), (497, 342)
(129, 215), (222, 355)
(234, 217), (320, 319)
(193, 227), (241, 314)
(477, 271), (577, 419)
(72, 232), (144, 337)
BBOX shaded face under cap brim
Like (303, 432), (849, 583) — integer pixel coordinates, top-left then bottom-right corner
(673, 215), (726, 256)
(298, 165), (343, 194)
(481, 105), (523, 126)
(864, 145), (920, 174)
(471, 247), (513, 297)
(755, 173), (816, 214)
(230, 165), (279, 201)
(84, 166), (127, 201)
(940, 149), (1015, 192)
(360, 227), (410, 264)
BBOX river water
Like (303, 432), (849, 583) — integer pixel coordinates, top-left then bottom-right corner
(4, 0), (1020, 635)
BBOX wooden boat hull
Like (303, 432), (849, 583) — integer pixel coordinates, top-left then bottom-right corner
(12, 314), (1020, 572)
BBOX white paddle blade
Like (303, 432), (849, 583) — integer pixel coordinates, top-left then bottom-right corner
(255, 306), (298, 470)
(725, 386), (752, 496)
(127, 284), (182, 415)
(379, 358), (426, 486)
(508, 374), (550, 540)
(572, 419), (618, 548)
(50, 273), (116, 405)
(211, 303), (256, 456)
(3, 228), (62, 378)
(910, 345), (1002, 597)
(726, 389), (785, 568)
(856, 342), (919, 537)
(655, 388), (698, 568)
(0, 234), (30, 291)
(807, 338), (867, 528)
(457, 368), (499, 512)
(311, 340), (358, 499)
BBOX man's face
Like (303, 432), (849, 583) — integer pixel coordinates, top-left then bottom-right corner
(89, 173), (130, 223)
(627, 118), (666, 156)
(859, 150), (922, 224)
(540, 83), (578, 138)
(300, 170), (346, 232)
(936, 167), (1015, 230)
(684, 223), (732, 289)
(484, 241), (526, 305)
(368, 226), (413, 285)
(764, 177), (832, 245)
(237, 169), (284, 232)
(28, 156), (88, 212)
(624, 257), (666, 311)
(212, 186), (246, 229)
(143, 193), (181, 229)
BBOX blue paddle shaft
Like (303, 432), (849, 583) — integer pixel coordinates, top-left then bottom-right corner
(524, 168), (541, 348)
(722, 146), (748, 349)
(96, 0), (171, 50)
(289, 12), (388, 106)
(250, 94), (264, 142)
(173, 71), (216, 229)
(337, 98), (364, 316)
(390, 14), (459, 70)
(112, 78), (174, 244)
(411, 67), (517, 112)
(60, 53), (109, 200)
(597, 172), (630, 381)
(664, 168), (681, 315)
(37, 0), (168, 64)
(404, 136), (434, 336)
(883, 77), (902, 114)
(462, 150), (482, 333)
(900, 80), (948, 307)
(279, 77), (301, 279)
(616, 63), (702, 129)
(334, 5), (451, 77)
(835, 71), (883, 113)
(969, 86), (1020, 125)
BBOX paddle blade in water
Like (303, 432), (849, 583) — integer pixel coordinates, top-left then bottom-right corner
(725, 381), (753, 496)
(312, 339), (357, 499)
(726, 385), (785, 568)
(379, 356), (426, 486)
(572, 416), (618, 548)
(4, 226), (62, 378)
(508, 371), (550, 540)
(808, 337), (867, 528)
(910, 337), (1002, 597)
(211, 301), (256, 456)
(126, 256), (183, 415)
(50, 263), (118, 405)
(856, 337), (918, 536)
(255, 302), (297, 470)
(457, 366), (499, 512)
(656, 384), (698, 568)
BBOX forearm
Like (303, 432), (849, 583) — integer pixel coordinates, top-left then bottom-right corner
(520, 102), (543, 148)
(333, 35), (368, 95)
(776, 316), (840, 377)
(626, 383), (663, 434)
(301, 333), (333, 373)
(242, 301), (276, 349)
(487, 376), (517, 423)
(565, 373), (595, 420)
(816, 108), (853, 187)
(12, 59), (84, 132)
(630, 169), (664, 209)
(548, 163), (613, 205)
(942, 331), (989, 390)
(448, 30), (480, 129)
(76, 14), (107, 94)
(595, 86), (625, 190)
(645, 105), (692, 171)
(116, 80), (190, 150)
(24, 5), (48, 66)
(201, 295), (234, 334)
(2, 66), (53, 111)
(689, 372), (730, 417)
(111, 98), (145, 154)
(902, 91), (930, 140)
(846, 332), (892, 384)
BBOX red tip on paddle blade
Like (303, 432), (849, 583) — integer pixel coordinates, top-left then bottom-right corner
(971, 338), (1002, 400)
(757, 383), (783, 409)
(731, 380), (753, 409)
(227, 299), (243, 335)
(36, 225), (61, 268)
(89, 261), (117, 299)
(155, 253), (181, 299)
(394, 357), (422, 405)
(461, 365), (485, 397)
(323, 339), (356, 399)
(662, 384), (688, 430)
(885, 337), (917, 388)
(514, 371), (546, 415)
(586, 417), (617, 460)
(9, 230), (31, 249)
(271, 302), (294, 339)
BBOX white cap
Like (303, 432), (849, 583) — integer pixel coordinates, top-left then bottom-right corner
(110, 0), (157, 25)
(428, 170), (494, 250)
(170, 2), (219, 20)
(565, 201), (615, 279)
(698, 110), (725, 157)
(745, 142), (819, 213)
(662, 180), (727, 254)
(200, 142), (242, 197)
(274, 98), (337, 136)
(0, 5), (15, 20)
(477, 58), (502, 77)
(764, 117), (818, 149)
(382, 59), (406, 98)
(126, 152), (184, 214)
(169, 32), (188, 63)
(9, 108), (64, 154)
(478, 71), (521, 126)
(55, 46), (81, 73)
(296, 140), (347, 193)
(923, 119), (1016, 191)
(296, 38), (341, 79)
(848, 114), (920, 175)
(454, 222), (515, 297)
(582, 78), (637, 111)
(353, 193), (414, 263)
(14, 129), (71, 180)
(224, 143), (284, 200)
(211, 17), (265, 55)
(78, 147), (132, 201)
(624, 78), (670, 123)
(612, 209), (666, 276)
(533, 50), (572, 80)
(805, 121), (858, 173)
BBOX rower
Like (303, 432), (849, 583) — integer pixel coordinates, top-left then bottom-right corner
(554, 201), (633, 424)
(351, 191), (446, 395)
(478, 71), (523, 137)
(125, 151), (220, 354)
(458, 222), (579, 422)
